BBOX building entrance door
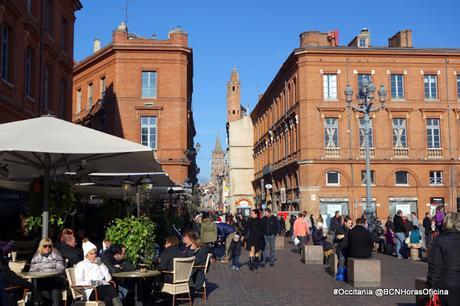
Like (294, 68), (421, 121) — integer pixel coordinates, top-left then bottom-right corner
(389, 199), (417, 217)
(319, 199), (349, 231)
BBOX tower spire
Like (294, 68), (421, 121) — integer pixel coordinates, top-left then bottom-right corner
(227, 68), (241, 123)
(214, 133), (223, 153)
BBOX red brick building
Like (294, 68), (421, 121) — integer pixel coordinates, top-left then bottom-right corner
(251, 29), (460, 226)
(0, 0), (82, 123)
(72, 23), (197, 186)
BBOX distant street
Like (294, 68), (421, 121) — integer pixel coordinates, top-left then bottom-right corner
(189, 239), (427, 306)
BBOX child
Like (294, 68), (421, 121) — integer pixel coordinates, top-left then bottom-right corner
(230, 234), (242, 270)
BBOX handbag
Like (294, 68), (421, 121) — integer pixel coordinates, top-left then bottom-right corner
(426, 293), (441, 306)
(294, 237), (300, 246)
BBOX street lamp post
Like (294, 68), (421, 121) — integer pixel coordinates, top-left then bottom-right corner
(345, 79), (387, 229)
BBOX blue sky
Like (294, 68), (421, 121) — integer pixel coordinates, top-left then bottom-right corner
(74, 0), (460, 182)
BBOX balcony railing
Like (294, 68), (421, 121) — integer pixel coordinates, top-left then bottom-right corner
(393, 147), (409, 158)
(427, 148), (443, 158)
(324, 146), (341, 158)
(359, 147), (375, 158)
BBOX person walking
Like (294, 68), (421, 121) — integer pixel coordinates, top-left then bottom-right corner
(393, 210), (407, 259)
(262, 208), (279, 267)
(293, 213), (309, 256)
(434, 205), (445, 233)
(427, 212), (460, 305)
(329, 211), (340, 234)
(200, 211), (217, 250)
(242, 209), (265, 271)
(423, 212), (432, 249)
(230, 234), (242, 270)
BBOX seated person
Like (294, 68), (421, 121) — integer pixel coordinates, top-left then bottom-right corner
(55, 231), (82, 267)
(30, 238), (66, 306)
(182, 231), (210, 291)
(101, 244), (135, 301)
(311, 222), (333, 251)
(74, 239), (122, 306)
(99, 238), (112, 257)
(347, 218), (374, 258)
(0, 241), (42, 306)
(157, 236), (184, 284)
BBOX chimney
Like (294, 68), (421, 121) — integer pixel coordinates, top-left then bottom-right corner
(299, 30), (337, 47)
(112, 21), (128, 43)
(168, 27), (188, 46)
(348, 28), (371, 48)
(93, 39), (101, 53)
(388, 30), (413, 48)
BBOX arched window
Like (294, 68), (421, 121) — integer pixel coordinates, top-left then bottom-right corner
(395, 171), (408, 185)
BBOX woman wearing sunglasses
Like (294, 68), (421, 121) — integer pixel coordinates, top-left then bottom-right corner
(30, 238), (66, 306)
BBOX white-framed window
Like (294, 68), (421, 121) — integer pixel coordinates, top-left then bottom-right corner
(392, 118), (407, 148)
(324, 117), (339, 147)
(76, 88), (82, 113)
(88, 83), (93, 108)
(424, 75), (438, 99)
(141, 116), (157, 149)
(358, 74), (372, 98)
(359, 118), (373, 147)
(141, 71), (157, 98)
(426, 118), (441, 148)
(358, 38), (366, 48)
(326, 171), (340, 185)
(429, 171), (443, 185)
(361, 170), (375, 184)
(395, 171), (408, 185)
(25, 47), (33, 97)
(323, 74), (337, 100)
(1, 24), (9, 80)
(391, 74), (404, 99)
(100, 76), (106, 99)
(457, 75), (460, 99)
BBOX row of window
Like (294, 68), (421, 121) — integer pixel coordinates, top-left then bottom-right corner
(324, 117), (441, 149)
(75, 71), (157, 113)
(322, 73), (460, 100)
(326, 170), (443, 186)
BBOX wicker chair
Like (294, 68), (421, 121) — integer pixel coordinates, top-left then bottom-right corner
(161, 256), (195, 306)
(65, 267), (105, 306)
(193, 253), (212, 303)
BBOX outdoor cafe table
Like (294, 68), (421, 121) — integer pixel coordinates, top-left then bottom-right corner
(19, 271), (62, 305)
(112, 270), (160, 306)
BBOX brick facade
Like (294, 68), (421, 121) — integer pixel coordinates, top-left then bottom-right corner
(251, 29), (460, 226)
(72, 23), (197, 186)
(0, 0), (82, 123)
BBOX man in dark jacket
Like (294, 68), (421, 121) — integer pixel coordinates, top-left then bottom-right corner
(157, 236), (184, 284)
(393, 210), (407, 259)
(55, 234), (82, 267)
(422, 212), (432, 248)
(329, 211), (341, 234)
(262, 208), (280, 266)
(101, 245), (135, 301)
(334, 216), (352, 270)
(347, 218), (374, 258)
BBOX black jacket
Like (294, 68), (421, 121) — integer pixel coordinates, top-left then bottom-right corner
(262, 215), (280, 236)
(185, 244), (210, 267)
(243, 218), (265, 252)
(158, 246), (184, 283)
(423, 217), (432, 235)
(101, 252), (135, 275)
(56, 243), (82, 267)
(230, 240), (242, 256)
(347, 225), (374, 258)
(393, 215), (406, 233)
(334, 224), (349, 249)
(427, 231), (460, 289)
(329, 216), (340, 233)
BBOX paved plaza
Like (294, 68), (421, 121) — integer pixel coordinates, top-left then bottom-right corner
(188, 239), (427, 306)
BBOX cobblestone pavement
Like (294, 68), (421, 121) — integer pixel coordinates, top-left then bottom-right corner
(186, 239), (427, 306)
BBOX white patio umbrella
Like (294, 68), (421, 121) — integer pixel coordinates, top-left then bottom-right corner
(0, 115), (162, 238)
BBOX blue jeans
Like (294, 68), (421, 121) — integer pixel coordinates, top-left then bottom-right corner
(231, 255), (240, 267)
(395, 232), (406, 258)
(264, 235), (276, 263)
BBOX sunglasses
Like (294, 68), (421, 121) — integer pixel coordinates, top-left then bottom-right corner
(43, 245), (53, 248)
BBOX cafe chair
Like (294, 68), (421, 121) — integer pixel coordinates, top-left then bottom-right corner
(193, 253), (212, 303)
(8, 261), (26, 274)
(65, 267), (105, 306)
(161, 256), (195, 306)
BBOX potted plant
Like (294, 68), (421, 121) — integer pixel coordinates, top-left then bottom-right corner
(105, 216), (156, 266)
